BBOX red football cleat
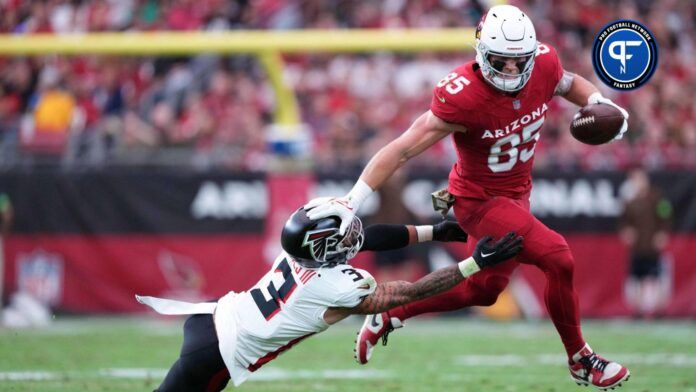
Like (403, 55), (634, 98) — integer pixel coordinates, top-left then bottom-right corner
(354, 312), (403, 365)
(569, 344), (630, 390)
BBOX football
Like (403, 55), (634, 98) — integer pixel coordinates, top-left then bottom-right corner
(570, 103), (625, 145)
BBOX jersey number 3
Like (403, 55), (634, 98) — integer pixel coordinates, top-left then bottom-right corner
(251, 258), (297, 320)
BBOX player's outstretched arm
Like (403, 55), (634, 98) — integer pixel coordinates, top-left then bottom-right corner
(306, 111), (462, 234)
(325, 233), (522, 322)
(350, 232), (521, 315)
(358, 111), (457, 192)
(361, 221), (468, 253)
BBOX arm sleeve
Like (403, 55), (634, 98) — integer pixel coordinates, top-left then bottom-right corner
(360, 224), (410, 252)
(0, 193), (9, 212)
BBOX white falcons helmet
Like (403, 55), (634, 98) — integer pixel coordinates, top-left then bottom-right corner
(475, 5), (537, 92)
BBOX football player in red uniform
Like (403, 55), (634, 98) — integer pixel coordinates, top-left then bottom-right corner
(307, 5), (630, 390)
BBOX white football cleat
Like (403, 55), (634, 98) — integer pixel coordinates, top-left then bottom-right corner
(569, 344), (630, 390)
(354, 312), (403, 365)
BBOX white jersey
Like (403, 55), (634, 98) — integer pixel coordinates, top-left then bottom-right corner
(215, 251), (376, 385)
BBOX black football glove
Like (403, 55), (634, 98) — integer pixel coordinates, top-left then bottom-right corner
(471, 232), (523, 269)
(432, 221), (468, 242)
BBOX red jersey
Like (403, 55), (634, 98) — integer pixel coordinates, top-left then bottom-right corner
(430, 43), (564, 200)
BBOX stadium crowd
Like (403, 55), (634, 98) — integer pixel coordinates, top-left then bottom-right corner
(0, 0), (693, 171)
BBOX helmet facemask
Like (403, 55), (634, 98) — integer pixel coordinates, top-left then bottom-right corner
(299, 216), (364, 268)
(335, 217), (364, 262)
(476, 41), (536, 93)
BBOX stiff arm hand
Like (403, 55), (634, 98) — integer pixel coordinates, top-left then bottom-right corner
(305, 180), (373, 235)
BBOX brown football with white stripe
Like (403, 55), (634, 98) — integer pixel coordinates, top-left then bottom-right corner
(570, 103), (624, 145)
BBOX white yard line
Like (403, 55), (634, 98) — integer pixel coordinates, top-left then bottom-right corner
(249, 368), (390, 381)
(0, 367), (391, 382)
(455, 353), (696, 367)
(0, 371), (57, 381)
(99, 368), (168, 378)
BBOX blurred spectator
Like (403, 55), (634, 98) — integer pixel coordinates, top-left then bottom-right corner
(619, 168), (673, 318)
(0, 0), (692, 170)
(20, 65), (76, 158)
(0, 192), (12, 235)
(0, 193), (12, 314)
(32, 68), (74, 133)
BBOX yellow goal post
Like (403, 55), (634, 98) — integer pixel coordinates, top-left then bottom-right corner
(0, 29), (475, 131)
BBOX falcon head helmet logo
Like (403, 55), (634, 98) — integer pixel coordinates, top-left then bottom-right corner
(302, 228), (341, 263)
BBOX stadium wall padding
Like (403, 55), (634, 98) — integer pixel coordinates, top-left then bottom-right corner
(1, 168), (694, 316)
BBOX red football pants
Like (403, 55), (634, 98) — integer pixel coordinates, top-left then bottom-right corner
(388, 195), (585, 358)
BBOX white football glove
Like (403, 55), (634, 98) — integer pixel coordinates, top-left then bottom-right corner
(303, 196), (334, 210)
(588, 92), (629, 140)
(304, 180), (374, 235)
(305, 196), (357, 235)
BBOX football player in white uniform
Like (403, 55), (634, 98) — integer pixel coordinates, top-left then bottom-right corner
(137, 202), (522, 391)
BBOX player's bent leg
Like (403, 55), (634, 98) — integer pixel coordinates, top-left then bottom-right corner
(462, 196), (586, 358)
(156, 358), (189, 392)
(354, 197), (525, 365)
(354, 312), (403, 365)
(387, 262), (515, 322)
(156, 314), (230, 392)
(532, 245), (586, 358)
(355, 261), (516, 365)
(569, 344), (630, 390)
(384, 196), (533, 322)
(508, 207), (630, 389)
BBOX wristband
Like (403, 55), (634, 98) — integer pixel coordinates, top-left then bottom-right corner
(415, 225), (433, 242)
(347, 179), (374, 209)
(457, 257), (481, 278)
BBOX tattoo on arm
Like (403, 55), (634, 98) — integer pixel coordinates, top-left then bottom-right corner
(348, 265), (465, 315)
(554, 70), (575, 96)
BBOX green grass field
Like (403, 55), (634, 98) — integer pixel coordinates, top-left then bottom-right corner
(1, 317), (694, 391)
